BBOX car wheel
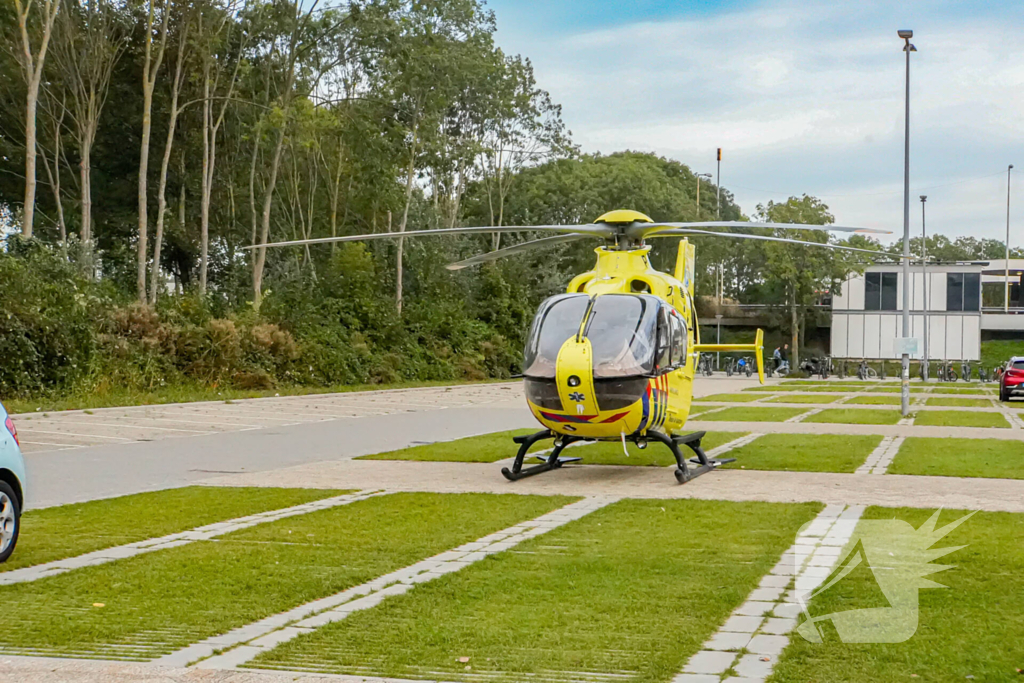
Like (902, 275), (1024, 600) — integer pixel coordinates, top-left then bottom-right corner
(0, 481), (20, 564)
(1000, 385), (1010, 402)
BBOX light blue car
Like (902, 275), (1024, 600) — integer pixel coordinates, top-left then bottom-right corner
(0, 401), (26, 563)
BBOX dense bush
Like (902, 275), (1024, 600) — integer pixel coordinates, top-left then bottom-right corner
(0, 242), (535, 399)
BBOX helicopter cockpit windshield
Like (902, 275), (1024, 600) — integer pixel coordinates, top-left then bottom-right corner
(522, 294), (660, 379)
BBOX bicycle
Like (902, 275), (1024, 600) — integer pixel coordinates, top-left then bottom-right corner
(857, 360), (878, 380)
(698, 353), (715, 377)
(961, 360), (973, 383)
(937, 360), (958, 382)
(818, 356), (832, 380)
(978, 365), (989, 383)
(739, 356), (754, 377)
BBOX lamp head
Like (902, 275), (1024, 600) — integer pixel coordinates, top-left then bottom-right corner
(898, 29), (913, 39)
(920, 195), (927, 202)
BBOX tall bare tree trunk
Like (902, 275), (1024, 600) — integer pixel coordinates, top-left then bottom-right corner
(198, 68), (211, 295)
(137, 0), (170, 301)
(14, 0), (60, 239)
(39, 94), (67, 252)
(253, 127), (287, 306)
(150, 10), (190, 304)
(396, 117), (419, 314)
(80, 134), (93, 273)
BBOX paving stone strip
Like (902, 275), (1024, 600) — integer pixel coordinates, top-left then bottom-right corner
(159, 496), (617, 671)
(674, 503), (863, 683)
(784, 409), (819, 423)
(705, 433), (763, 459)
(0, 490), (384, 587)
(854, 436), (904, 475)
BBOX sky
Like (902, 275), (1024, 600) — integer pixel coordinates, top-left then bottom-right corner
(484, 0), (1024, 242)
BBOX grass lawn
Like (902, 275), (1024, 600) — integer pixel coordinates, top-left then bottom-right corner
(889, 437), (1024, 479)
(248, 499), (822, 683)
(763, 394), (842, 404)
(4, 378), (517, 415)
(913, 410), (1009, 429)
(2, 486), (345, 573)
(693, 393), (763, 402)
(694, 406), (809, 422)
(0, 492), (573, 661)
(924, 397), (993, 408)
(573, 431), (746, 466)
(356, 429), (539, 463)
(770, 507), (1024, 683)
(803, 409), (902, 425)
(721, 434), (882, 473)
(845, 395), (900, 405)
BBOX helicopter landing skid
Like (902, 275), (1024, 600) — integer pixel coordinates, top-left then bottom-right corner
(646, 430), (736, 484)
(501, 430), (585, 481)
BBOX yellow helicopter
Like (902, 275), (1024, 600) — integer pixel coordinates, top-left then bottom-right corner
(253, 209), (891, 483)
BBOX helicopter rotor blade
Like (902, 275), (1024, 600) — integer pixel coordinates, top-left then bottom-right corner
(630, 221), (892, 241)
(243, 224), (615, 250)
(650, 228), (910, 259)
(446, 233), (597, 271)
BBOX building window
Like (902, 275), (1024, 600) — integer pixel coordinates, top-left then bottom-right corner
(865, 272), (898, 311)
(947, 273), (980, 312)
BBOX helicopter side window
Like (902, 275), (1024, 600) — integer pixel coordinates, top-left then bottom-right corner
(670, 312), (687, 368)
(522, 294), (591, 378)
(655, 307), (671, 371)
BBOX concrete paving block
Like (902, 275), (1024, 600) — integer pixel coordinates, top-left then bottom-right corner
(734, 653), (774, 679)
(758, 574), (790, 589)
(721, 615), (764, 633)
(723, 677), (765, 683)
(672, 674), (721, 683)
(773, 603), (803, 619)
(747, 586), (784, 602)
(819, 503), (846, 518)
(431, 551), (467, 562)
(747, 634), (788, 656)
(248, 626), (311, 650)
(734, 601), (774, 617)
(295, 611), (344, 628)
(194, 645), (263, 669)
(704, 631), (751, 651)
(760, 617), (798, 635)
(683, 650), (736, 675)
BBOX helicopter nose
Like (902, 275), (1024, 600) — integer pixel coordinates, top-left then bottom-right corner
(555, 337), (598, 415)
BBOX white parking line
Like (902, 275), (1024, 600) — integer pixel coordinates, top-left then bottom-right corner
(164, 496), (619, 670)
(0, 490), (384, 587)
(43, 419), (214, 434)
(16, 428), (133, 441)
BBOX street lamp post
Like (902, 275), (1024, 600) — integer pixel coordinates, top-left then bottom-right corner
(898, 29), (916, 417)
(921, 195), (928, 381)
(716, 148), (722, 220)
(1006, 164), (1014, 312)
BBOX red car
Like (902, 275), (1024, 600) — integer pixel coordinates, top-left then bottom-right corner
(999, 357), (1024, 402)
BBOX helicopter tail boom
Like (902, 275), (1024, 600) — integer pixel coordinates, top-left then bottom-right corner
(692, 329), (766, 384)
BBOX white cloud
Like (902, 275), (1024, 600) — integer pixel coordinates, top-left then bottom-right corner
(493, 0), (1024, 241)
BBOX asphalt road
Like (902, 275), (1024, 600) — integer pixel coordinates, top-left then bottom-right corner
(18, 377), (766, 509)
